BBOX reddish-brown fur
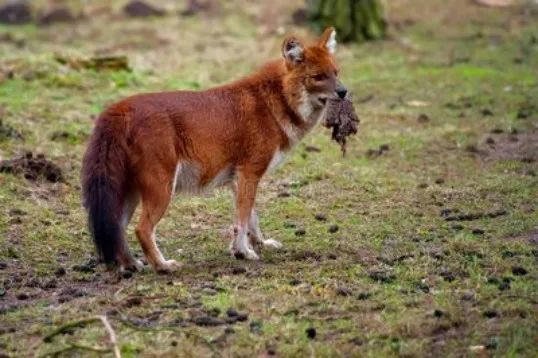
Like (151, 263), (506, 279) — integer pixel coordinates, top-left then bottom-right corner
(82, 28), (346, 272)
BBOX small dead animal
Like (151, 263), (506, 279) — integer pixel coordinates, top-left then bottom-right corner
(324, 96), (359, 155)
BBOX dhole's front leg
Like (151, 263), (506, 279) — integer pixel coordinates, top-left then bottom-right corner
(248, 209), (283, 251)
(229, 172), (261, 260)
(229, 181), (283, 257)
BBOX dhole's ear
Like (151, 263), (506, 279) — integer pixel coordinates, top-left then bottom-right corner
(319, 27), (337, 54)
(282, 36), (304, 65)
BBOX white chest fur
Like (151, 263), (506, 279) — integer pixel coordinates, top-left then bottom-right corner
(267, 149), (286, 173)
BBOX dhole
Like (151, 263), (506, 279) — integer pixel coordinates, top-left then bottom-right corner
(82, 27), (347, 273)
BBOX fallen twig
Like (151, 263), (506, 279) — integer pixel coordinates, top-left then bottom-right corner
(42, 315), (121, 357)
(98, 315), (121, 358)
(42, 317), (100, 343)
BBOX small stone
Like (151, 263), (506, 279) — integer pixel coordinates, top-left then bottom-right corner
(417, 114), (430, 123)
(39, 8), (75, 25)
(289, 279), (301, 286)
(483, 310), (498, 319)
(267, 347), (277, 355)
(124, 0), (165, 17)
(277, 191), (291, 198)
(291, 7), (308, 25)
(283, 221), (296, 229)
(305, 327), (316, 339)
(349, 337), (364, 346)
(487, 277), (500, 285)
(226, 308), (238, 317)
(232, 267), (247, 275)
(368, 270), (395, 283)
(511, 266), (527, 276)
(481, 108), (493, 116)
(379, 144), (390, 152)
(305, 145), (321, 153)
(193, 316), (225, 327)
(0, 3), (32, 24)
(336, 287), (352, 296)
(440, 208), (453, 217)
(441, 271), (455, 282)
(465, 144), (480, 153)
(52, 267), (66, 277)
(328, 224), (339, 233)
(314, 213), (327, 221)
(461, 291), (475, 301)
(294, 228), (306, 236)
(124, 297), (142, 307)
(207, 307), (221, 317)
(517, 107), (532, 119)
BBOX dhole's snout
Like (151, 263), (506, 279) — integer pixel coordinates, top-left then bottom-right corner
(336, 81), (347, 99)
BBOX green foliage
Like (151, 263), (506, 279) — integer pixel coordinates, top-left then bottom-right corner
(308, 0), (386, 42)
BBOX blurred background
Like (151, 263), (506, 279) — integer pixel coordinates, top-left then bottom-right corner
(0, 1), (537, 357)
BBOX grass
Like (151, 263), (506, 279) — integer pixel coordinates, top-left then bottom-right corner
(0, 0), (537, 356)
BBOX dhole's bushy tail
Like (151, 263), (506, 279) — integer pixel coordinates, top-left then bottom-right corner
(81, 117), (128, 264)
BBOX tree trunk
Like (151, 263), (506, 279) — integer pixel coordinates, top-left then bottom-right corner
(308, 0), (386, 43)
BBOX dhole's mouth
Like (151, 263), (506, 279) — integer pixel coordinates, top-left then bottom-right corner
(317, 96), (328, 106)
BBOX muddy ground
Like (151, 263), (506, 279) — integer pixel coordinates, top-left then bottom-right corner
(0, 0), (537, 356)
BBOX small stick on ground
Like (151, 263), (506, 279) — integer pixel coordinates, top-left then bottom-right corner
(98, 315), (121, 358)
(42, 315), (121, 358)
(42, 317), (100, 342)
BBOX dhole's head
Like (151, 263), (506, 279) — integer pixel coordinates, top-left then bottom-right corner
(282, 27), (347, 109)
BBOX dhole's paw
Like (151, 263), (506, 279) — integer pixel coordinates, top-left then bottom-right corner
(155, 259), (182, 274)
(263, 239), (283, 249)
(231, 248), (260, 261)
(120, 258), (144, 272)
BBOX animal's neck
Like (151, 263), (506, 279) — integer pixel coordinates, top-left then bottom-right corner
(236, 60), (327, 148)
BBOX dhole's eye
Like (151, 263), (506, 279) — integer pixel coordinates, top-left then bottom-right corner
(311, 73), (327, 81)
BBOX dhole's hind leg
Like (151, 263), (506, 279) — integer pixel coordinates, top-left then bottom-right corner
(117, 192), (144, 271)
(135, 177), (181, 273)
